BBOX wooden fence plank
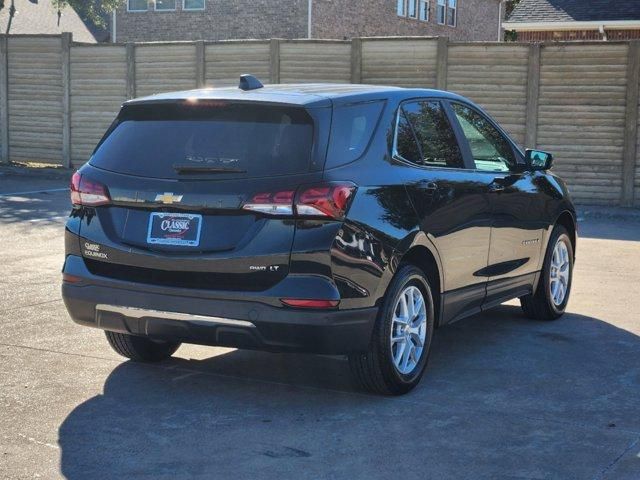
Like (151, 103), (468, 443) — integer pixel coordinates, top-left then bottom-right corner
(0, 35), (8, 164)
(622, 40), (640, 206)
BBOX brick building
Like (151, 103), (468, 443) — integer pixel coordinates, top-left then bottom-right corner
(503, 0), (640, 42)
(113, 0), (502, 42)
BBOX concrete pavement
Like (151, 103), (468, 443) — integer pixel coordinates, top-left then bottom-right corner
(0, 170), (639, 479)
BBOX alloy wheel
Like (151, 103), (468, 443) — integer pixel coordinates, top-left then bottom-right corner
(390, 285), (428, 375)
(550, 238), (570, 306)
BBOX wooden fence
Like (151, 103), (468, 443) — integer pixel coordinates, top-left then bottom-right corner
(0, 33), (639, 207)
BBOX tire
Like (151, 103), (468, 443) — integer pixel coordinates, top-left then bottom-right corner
(105, 331), (180, 362)
(521, 224), (574, 321)
(349, 265), (435, 395)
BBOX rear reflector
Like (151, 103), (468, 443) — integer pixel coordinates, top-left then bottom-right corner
(281, 299), (339, 309)
(62, 273), (83, 284)
(70, 172), (111, 207)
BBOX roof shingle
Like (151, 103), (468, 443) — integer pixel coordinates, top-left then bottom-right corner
(508, 0), (640, 23)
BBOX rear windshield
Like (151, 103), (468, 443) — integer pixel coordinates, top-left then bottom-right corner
(90, 102), (314, 179)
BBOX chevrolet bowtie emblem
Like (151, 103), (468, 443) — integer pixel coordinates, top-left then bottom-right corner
(155, 192), (184, 204)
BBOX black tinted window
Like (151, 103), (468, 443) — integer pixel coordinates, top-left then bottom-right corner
(90, 103), (314, 179)
(401, 101), (464, 168)
(326, 101), (384, 168)
(451, 103), (516, 172)
(395, 109), (422, 164)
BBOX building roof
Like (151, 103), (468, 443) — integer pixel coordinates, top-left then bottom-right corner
(0, 0), (104, 43)
(507, 0), (640, 24)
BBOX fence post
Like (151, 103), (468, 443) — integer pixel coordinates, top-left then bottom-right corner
(525, 43), (541, 149)
(270, 39), (280, 84)
(436, 37), (448, 90)
(0, 35), (8, 164)
(126, 43), (136, 99)
(195, 40), (206, 88)
(351, 37), (362, 84)
(61, 33), (72, 168)
(621, 40), (640, 207)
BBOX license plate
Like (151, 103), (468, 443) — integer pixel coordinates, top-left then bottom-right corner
(147, 212), (202, 247)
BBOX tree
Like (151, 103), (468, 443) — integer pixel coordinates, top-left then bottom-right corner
(51, 0), (124, 28)
(0, 0), (124, 29)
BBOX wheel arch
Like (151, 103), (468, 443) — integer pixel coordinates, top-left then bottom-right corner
(396, 234), (444, 327)
(554, 210), (577, 256)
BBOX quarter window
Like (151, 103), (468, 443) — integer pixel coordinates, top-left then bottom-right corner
(155, 0), (176, 10)
(128, 0), (148, 11)
(451, 103), (516, 172)
(395, 101), (464, 169)
(183, 0), (205, 10)
(408, 0), (418, 18)
(436, 0), (445, 24)
(419, 0), (429, 21)
(397, 0), (407, 16)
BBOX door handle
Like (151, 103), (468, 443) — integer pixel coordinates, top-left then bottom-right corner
(489, 177), (507, 193)
(418, 180), (438, 190)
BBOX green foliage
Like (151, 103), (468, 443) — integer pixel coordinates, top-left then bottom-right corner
(51, 0), (124, 28)
(505, 0), (521, 17)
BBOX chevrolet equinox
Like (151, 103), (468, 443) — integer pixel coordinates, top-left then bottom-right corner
(62, 76), (577, 395)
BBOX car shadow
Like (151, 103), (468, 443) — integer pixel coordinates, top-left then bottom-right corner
(58, 305), (640, 479)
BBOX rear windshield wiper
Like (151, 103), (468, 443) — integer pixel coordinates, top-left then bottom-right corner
(173, 164), (247, 174)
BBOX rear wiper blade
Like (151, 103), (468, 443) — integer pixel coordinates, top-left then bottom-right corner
(173, 164), (247, 174)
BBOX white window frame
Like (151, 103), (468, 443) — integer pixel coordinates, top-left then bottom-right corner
(419, 0), (429, 21)
(397, 0), (407, 17)
(447, 0), (457, 27)
(154, 0), (177, 11)
(183, 0), (205, 11)
(436, 0), (446, 25)
(127, 0), (148, 12)
(408, 0), (418, 19)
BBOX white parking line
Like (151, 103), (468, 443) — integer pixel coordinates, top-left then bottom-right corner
(0, 188), (68, 197)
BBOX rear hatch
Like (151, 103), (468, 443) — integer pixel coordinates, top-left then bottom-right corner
(75, 100), (330, 291)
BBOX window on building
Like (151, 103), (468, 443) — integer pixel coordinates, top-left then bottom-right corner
(447, 0), (457, 27)
(419, 0), (429, 21)
(408, 0), (418, 18)
(397, 0), (407, 17)
(128, 0), (148, 11)
(183, 0), (205, 10)
(436, 0), (445, 24)
(155, 0), (176, 11)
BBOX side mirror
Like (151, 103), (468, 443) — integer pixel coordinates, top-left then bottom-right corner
(525, 149), (553, 171)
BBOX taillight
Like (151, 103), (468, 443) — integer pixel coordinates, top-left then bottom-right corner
(242, 190), (295, 215)
(243, 182), (356, 220)
(70, 172), (111, 207)
(296, 183), (356, 219)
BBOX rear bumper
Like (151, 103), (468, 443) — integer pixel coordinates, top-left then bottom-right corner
(61, 255), (377, 354)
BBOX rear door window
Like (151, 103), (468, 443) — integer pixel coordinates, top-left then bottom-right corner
(397, 100), (464, 169)
(90, 103), (314, 179)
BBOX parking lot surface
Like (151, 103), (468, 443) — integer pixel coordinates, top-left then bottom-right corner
(1, 169), (639, 479)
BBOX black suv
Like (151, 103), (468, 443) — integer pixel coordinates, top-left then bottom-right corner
(62, 76), (577, 395)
